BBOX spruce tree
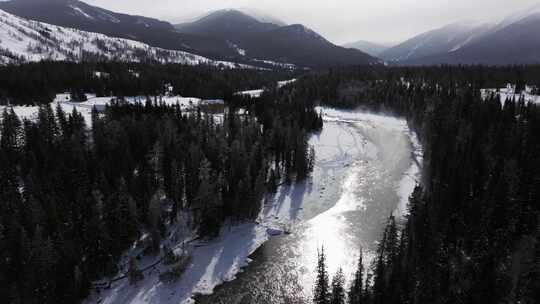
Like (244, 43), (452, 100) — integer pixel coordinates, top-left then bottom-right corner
(348, 249), (364, 304)
(128, 258), (144, 285)
(314, 246), (330, 304)
(330, 268), (346, 304)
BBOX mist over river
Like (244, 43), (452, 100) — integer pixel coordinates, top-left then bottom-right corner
(197, 108), (423, 303)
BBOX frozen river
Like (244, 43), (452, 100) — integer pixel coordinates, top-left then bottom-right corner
(197, 108), (423, 303)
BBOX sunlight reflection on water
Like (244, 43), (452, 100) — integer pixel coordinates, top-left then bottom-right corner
(198, 109), (422, 303)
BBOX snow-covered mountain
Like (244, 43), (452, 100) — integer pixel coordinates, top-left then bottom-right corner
(0, 0), (240, 59)
(0, 9), (248, 67)
(380, 21), (493, 62)
(407, 11), (540, 66)
(382, 4), (540, 65)
(1, 1), (376, 68)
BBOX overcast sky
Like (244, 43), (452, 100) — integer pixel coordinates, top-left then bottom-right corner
(85, 0), (540, 44)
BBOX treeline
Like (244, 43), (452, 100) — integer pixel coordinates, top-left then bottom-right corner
(0, 61), (298, 105)
(303, 66), (540, 304)
(288, 65), (540, 110)
(0, 84), (319, 303)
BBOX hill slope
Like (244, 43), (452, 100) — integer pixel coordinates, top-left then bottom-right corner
(0, 0), (239, 59)
(380, 21), (493, 62)
(404, 13), (540, 65)
(176, 10), (379, 68)
(382, 4), (540, 65)
(0, 9), (246, 67)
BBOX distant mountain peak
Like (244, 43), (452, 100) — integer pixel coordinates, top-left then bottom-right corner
(187, 8), (285, 28)
(235, 8), (287, 26)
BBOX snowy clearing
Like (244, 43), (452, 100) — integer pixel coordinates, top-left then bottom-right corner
(0, 94), (217, 127)
(235, 78), (298, 98)
(481, 85), (540, 105)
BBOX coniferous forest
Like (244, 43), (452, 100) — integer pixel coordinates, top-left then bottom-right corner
(0, 62), (321, 303)
(1, 62), (540, 304)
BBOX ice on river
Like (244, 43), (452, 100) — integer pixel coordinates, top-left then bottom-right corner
(199, 108), (423, 303)
(290, 108), (423, 293)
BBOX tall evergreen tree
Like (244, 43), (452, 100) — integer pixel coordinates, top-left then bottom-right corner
(314, 246), (331, 304)
(330, 268), (346, 304)
(348, 249), (364, 304)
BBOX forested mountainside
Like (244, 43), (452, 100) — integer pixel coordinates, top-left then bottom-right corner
(0, 62), (322, 303)
(285, 66), (540, 304)
(0, 9), (243, 67)
(0, 0), (239, 59)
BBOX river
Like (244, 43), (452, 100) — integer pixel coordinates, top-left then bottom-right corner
(197, 108), (423, 303)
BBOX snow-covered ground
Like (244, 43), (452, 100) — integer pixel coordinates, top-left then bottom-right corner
(85, 223), (270, 304)
(277, 78), (297, 88)
(235, 78), (297, 98)
(0, 93), (216, 127)
(315, 108), (423, 219)
(481, 85), (540, 105)
(0, 9), (251, 68)
(235, 89), (265, 98)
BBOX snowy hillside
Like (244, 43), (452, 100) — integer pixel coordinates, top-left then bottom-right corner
(380, 21), (493, 62)
(0, 9), (246, 67)
(382, 3), (540, 65)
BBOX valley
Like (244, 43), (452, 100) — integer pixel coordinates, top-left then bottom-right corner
(0, 1), (539, 304)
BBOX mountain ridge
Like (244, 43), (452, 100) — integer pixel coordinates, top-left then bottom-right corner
(380, 4), (540, 65)
(175, 9), (378, 67)
(0, 8), (248, 67)
(0, 1), (377, 68)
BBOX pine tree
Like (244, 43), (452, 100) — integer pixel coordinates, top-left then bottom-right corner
(148, 191), (162, 252)
(330, 268), (346, 304)
(348, 249), (364, 304)
(55, 102), (68, 138)
(268, 168), (278, 193)
(314, 246), (330, 304)
(128, 258), (144, 285)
